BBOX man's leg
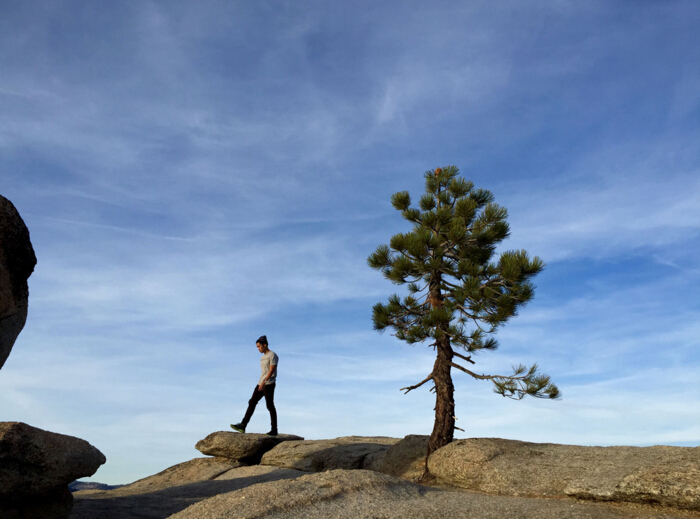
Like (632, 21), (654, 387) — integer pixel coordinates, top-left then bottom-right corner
(263, 383), (277, 434)
(241, 385), (264, 428)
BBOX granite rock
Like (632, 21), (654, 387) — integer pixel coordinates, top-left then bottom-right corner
(195, 432), (303, 463)
(114, 457), (243, 494)
(168, 468), (691, 519)
(0, 422), (106, 501)
(377, 434), (430, 482)
(428, 438), (700, 510)
(261, 436), (399, 472)
(167, 469), (424, 519)
(0, 194), (36, 370)
(71, 464), (305, 519)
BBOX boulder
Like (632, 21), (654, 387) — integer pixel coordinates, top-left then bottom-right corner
(260, 436), (399, 472)
(0, 422), (106, 501)
(195, 432), (303, 463)
(428, 438), (700, 510)
(0, 194), (36, 370)
(378, 434), (429, 482)
(0, 422), (105, 518)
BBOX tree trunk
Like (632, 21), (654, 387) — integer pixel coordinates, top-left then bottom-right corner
(422, 334), (455, 480)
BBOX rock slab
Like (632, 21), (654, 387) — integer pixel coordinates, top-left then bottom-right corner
(0, 194), (36, 370)
(167, 469), (424, 519)
(261, 436), (399, 472)
(428, 437), (700, 510)
(71, 464), (305, 519)
(195, 432), (303, 463)
(167, 468), (692, 519)
(115, 457), (243, 494)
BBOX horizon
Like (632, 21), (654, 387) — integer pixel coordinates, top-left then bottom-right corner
(1, 1), (698, 485)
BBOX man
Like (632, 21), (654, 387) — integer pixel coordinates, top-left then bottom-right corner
(231, 335), (278, 436)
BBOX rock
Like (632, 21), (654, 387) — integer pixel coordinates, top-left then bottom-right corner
(428, 438), (700, 510)
(212, 464), (303, 481)
(167, 469), (425, 519)
(0, 422), (105, 519)
(116, 457), (243, 494)
(260, 436), (399, 472)
(70, 449), (700, 519)
(614, 462), (700, 510)
(71, 464), (305, 519)
(0, 486), (73, 519)
(167, 468), (689, 519)
(195, 432), (303, 463)
(0, 422), (106, 500)
(0, 194), (36, 370)
(359, 448), (387, 471)
(378, 434), (429, 482)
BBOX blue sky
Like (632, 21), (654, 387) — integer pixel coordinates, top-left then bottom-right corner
(1, 1), (698, 485)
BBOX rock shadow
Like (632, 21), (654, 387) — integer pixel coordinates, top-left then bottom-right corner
(70, 467), (303, 519)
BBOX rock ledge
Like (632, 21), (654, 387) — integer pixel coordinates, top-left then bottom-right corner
(196, 432), (303, 463)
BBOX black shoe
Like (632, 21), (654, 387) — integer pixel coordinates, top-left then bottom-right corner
(266, 430), (278, 436)
(230, 423), (246, 433)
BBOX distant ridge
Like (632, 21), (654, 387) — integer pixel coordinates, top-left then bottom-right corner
(69, 481), (124, 492)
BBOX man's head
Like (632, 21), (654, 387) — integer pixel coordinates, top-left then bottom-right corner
(256, 335), (269, 353)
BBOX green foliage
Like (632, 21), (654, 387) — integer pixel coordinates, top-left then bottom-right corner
(369, 166), (559, 401)
(491, 364), (561, 400)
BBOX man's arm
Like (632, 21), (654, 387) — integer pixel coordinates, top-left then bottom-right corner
(258, 364), (277, 391)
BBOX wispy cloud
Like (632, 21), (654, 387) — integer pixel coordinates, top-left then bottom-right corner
(1, 0), (698, 485)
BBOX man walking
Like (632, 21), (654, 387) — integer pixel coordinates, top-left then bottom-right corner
(231, 335), (278, 436)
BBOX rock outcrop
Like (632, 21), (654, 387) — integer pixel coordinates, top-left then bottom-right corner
(260, 436), (399, 472)
(167, 469), (422, 519)
(115, 457), (243, 494)
(0, 194), (36, 370)
(71, 435), (700, 519)
(166, 468), (688, 519)
(428, 438), (700, 510)
(195, 432), (303, 463)
(0, 422), (106, 518)
(377, 434), (429, 482)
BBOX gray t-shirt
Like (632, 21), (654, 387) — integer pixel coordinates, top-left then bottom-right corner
(258, 350), (278, 385)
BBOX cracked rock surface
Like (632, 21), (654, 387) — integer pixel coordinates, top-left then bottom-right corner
(168, 469), (698, 519)
(428, 438), (700, 510)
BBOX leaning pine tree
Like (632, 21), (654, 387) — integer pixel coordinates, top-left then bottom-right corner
(368, 166), (560, 479)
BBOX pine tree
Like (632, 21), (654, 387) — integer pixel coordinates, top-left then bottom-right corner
(368, 166), (560, 479)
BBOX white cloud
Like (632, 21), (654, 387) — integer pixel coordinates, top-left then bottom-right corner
(501, 137), (700, 263)
(1, 0), (699, 485)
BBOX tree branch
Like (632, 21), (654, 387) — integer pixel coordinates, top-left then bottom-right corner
(453, 351), (475, 364)
(450, 362), (545, 386)
(441, 278), (461, 290)
(400, 373), (434, 394)
(449, 362), (489, 379)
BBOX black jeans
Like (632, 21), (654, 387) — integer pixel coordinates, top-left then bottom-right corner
(242, 383), (277, 432)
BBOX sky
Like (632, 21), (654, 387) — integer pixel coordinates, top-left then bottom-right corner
(1, 0), (698, 485)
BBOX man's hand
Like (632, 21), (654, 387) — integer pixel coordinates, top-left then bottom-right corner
(258, 365), (275, 392)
